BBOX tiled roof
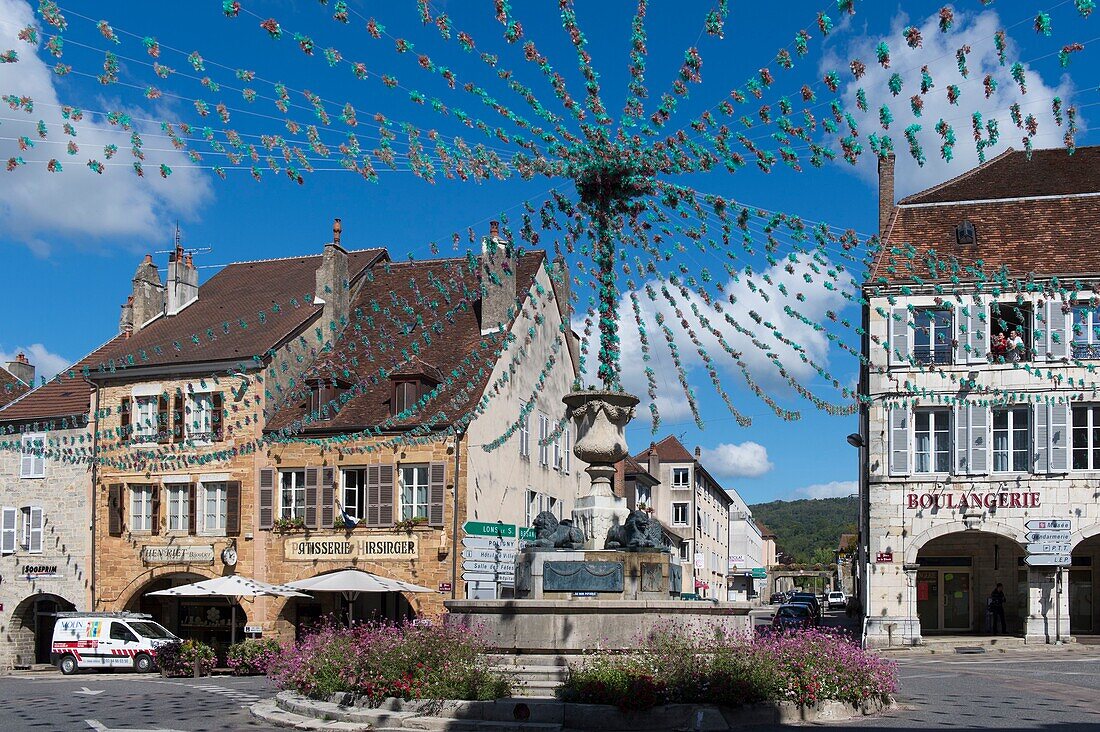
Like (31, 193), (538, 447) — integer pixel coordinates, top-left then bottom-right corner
(875, 146), (1100, 284)
(267, 251), (549, 433)
(633, 435), (695, 463)
(619, 454), (657, 482)
(0, 366), (29, 409)
(91, 248), (385, 373)
(0, 336), (123, 425)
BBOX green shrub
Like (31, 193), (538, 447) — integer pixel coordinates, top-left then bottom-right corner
(227, 638), (281, 676)
(157, 640), (216, 677)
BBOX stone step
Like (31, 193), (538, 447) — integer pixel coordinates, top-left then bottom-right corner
(399, 718), (561, 732)
(510, 679), (561, 698)
(251, 699), (374, 731)
(494, 666), (569, 682)
(492, 654), (582, 667)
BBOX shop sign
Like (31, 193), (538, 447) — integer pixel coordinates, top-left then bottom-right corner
(284, 535), (419, 561)
(141, 545), (215, 565)
(244, 625), (263, 634)
(437, 582), (452, 594)
(728, 554), (746, 569)
(876, 552), (893, 563)
(906, 492), (1040, 510)
(20, 564), (61, 579)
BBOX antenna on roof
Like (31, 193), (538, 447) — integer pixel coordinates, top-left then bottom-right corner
(153, 224), (213, 257)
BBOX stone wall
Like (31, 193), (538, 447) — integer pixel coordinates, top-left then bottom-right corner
(0, 426), (92, 668)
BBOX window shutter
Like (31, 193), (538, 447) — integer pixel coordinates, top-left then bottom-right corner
(108, 484), (123, 536)
(212, 392), (224, 441)
(1049, 402), (1069, 472)
(538, 415), (548, 466)
(966, 303), (986, 364)
(226, 481), (241, 536)
(955, 404), (969, 474)
(33, 441), (45, 478)
(19, 437), (34, 478)
(120, 398), (131, 438)
(172, 393), (185, 442)
(1, 507), (16, 555)
(969, 404), (988, 475)
(378, 464), (395, 526)
(1047, 301), (1069, 360)
(889, 307), (910, 366)
(157, 395), (170, 444)
(428, 462), (446, 527)
(320, 468), (335, 528)
(149, 484), (160, 535)
(28, 506), (43, 554)
(1033, 403), (1050, 473)
(954, 305), (967, 364)
(888, 405), (910, 476)
(366, 465), (381, 527)
(304, 467), (319, 529)
(258, 468), (275, 530)
(564, 427), (571, 473)
(188, 483), (198, 535)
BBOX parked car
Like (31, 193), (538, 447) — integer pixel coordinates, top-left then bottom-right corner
(827, 591), (848, 610)
(52, 612), (178, 675)
(788, 593), (821, 621)
(769, 592), (787, 605)
(771, 604), (814, 632)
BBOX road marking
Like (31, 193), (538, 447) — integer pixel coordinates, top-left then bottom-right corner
(74, 686), (105, 696)
(86, 721), (186, 732)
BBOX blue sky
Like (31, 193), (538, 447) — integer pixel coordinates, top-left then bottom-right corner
(1, 1), (1097, 503)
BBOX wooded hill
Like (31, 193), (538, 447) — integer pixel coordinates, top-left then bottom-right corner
(749, 496), (858, 565)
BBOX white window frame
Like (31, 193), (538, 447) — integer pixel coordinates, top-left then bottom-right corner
(1, 506), (17, 555)
(130, 485), (153, 532)
(187, 392), (214, 443)
(538, 413), (550, 467)
(20, 506), (43, 553)
(1072, 405), (1100, 471)
(341, 468), (366, 520)
(20, 433), (45, 479)
(201, 481), (228, 536)
(672, 467), (690, 488)
(672, 502), (689, 526)
(526, 489), (540, 527)
(912, 308), (954, 365)
(914, 408), (952, 474)
(561, 426), (571, 474)
(519, 407), (531, 459)
(635, 484), (652, 509)
(553, 426), (562, 471)
(280, 470), (306, 520)
(1071, 303), (1100, 358)
(992, 407), (1030, 473)
(165, 484), (189, 532)
(132, 396), (158, 443)
(679, 541), (691, 564)
(399, 464), (430, 521)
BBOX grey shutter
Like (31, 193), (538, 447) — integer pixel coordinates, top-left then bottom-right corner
(320, 468), (335, 528)
(1049, 402), (1069, 472)
(428, 462), (446, 527)
(149, 484), (160, 535)
(1034, 403), (1050, 473)
(226, 481), (241, 536)
(304, 467), (319, 529)
(889, 307), (910, 366)
(955, 305), (967, 364)
(969, 404), (988, 474)
(108, 484), (123, 536)
(28, 506), (43, 554)
(1, 507), (17, 554)
(966, 302), (986, 363)
(888, 405), (910, 476)
(955, 405), (969, 474)
(379, 464), (395, 526)
(258, 468), (274, 530)
(188, 483), (197, 535)
(366, 465), (381, 527)
(1047, 301), (1069, 360)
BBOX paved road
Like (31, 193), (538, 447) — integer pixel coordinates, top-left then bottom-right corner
(0, 672), (273, 731)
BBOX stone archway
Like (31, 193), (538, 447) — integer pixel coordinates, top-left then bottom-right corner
(10, 592), (77, 665)
(1070, 533), (1100, 635)
(909, 519), (1024, 558)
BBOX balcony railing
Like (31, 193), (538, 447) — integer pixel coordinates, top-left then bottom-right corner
(912, 345), (953, 365)
(1072, 342), (1100, 360)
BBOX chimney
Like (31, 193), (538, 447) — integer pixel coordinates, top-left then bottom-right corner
(166, 244), (198, 315)
(480, 220), (517, 334)
(315, 217), (350, 326)
(126, 253), (165, 331)
(5, 352), (34, 386)
(877, 152), (896, 236)
(647, 441), (660, 479)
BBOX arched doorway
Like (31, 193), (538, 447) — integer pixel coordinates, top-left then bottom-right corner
(1070, 534), (1099, 635)
(126, 573), (244, 661)
(915, 530), (1025, 635)
(12, 593), (76, 665)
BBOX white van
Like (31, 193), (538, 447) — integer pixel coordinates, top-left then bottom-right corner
(51, 612), (179, 674)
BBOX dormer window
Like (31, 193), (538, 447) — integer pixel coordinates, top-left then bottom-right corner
(955, 220), (976, 246)
(306, 378), (348, 421)
(393, 380), (420, 416)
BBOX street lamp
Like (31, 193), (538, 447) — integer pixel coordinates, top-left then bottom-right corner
(846, 433), (864, 448)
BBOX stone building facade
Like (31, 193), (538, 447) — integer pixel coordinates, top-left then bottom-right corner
(860, 147), (1100, 647)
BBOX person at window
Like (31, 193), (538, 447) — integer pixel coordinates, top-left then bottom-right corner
(1007, 330), (1024, 362)
(990, 332), (1008, 361)
(987, 583), (1007, 634)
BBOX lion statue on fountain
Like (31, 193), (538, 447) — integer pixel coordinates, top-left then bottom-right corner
(605, 509), (668, 551)
(529, 511), (585, 550)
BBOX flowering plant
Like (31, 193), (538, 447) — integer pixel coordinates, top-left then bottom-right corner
(227, 638), (281, 676)
(157, 639), (216, 677)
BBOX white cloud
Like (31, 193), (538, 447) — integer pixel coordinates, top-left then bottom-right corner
(0, 0), (213, 254)
(700, 441), (773, 479)
(792, 480), (858, 500)
(0, 343), (70, 382)
(824, 7), (1081, 198)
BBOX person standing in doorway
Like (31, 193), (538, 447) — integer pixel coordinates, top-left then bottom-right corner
(988, 583), (1007, 634)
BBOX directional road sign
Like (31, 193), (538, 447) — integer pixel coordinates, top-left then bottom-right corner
(1024, 554), (1071, 567)
(462, 536), (520, 550)
(462, 571), (516, 583)
(464, 521), (517, 538)
(1024, 519), (1071, 531)
(461, 548), (518, 562)
(1027, 542), (1072, 555)
(1025, 531), (1071, 544)
(462, 560), (516, 574)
